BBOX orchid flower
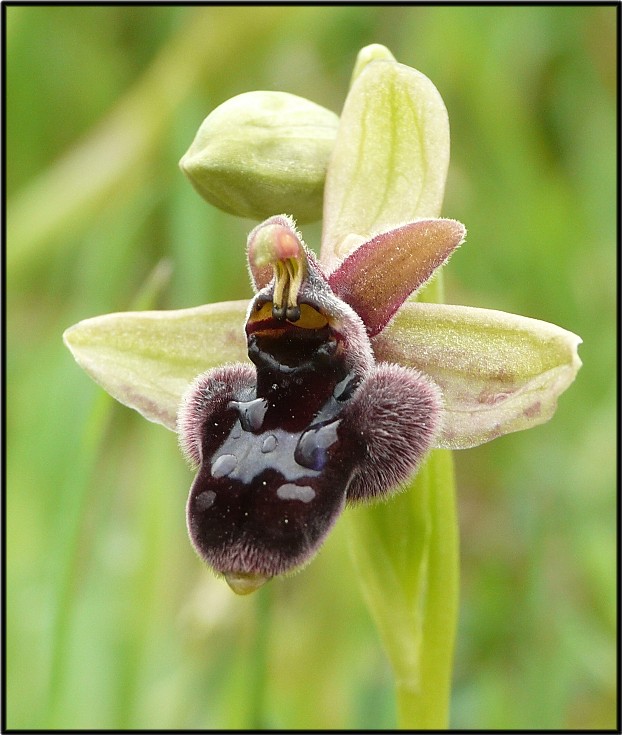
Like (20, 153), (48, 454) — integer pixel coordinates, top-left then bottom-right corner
(63, 46), (581, 602)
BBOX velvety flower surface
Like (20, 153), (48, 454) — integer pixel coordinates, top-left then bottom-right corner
(175, 215), (462, 592)
(63, 46), (582, 594)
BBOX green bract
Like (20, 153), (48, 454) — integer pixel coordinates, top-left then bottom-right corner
(179, 91), (339, 223)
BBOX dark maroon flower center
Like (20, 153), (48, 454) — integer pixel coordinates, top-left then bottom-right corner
(179, 222), (443, 593)
(185, 296), (365, 589)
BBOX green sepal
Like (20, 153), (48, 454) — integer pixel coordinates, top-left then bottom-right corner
(63, 300), (250, 429)
(321, 54), (450, 270)
(373, 302), (582, 449)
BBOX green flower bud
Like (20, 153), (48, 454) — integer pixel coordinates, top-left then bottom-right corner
(180, 91), (339, 223)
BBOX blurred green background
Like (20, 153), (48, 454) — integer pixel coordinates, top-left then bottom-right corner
(7, 6), (616, 730)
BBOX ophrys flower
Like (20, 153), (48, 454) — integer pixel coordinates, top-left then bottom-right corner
(177, 214), (464, 592)
(63, 45), (581, 596)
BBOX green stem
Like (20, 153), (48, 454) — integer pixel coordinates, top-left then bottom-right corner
(348, 449), (458, 729)
(396, 450), (458, 729)
(349, 271), (459, 729)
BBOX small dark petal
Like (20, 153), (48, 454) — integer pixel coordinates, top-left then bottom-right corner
(342, 363), (443, 503)
(328, 219), (465, 337)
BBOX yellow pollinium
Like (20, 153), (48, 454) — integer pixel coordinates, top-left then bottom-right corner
(272, 256), (306, 320)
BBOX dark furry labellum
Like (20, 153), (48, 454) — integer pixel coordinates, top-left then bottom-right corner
(178, 217), (443, 593)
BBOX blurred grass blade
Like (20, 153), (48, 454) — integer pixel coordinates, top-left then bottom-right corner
(7, 6), (295, 279)
(47, 262), (175, 726)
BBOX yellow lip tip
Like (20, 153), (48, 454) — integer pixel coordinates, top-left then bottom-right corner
(224, 572), (270, 595)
